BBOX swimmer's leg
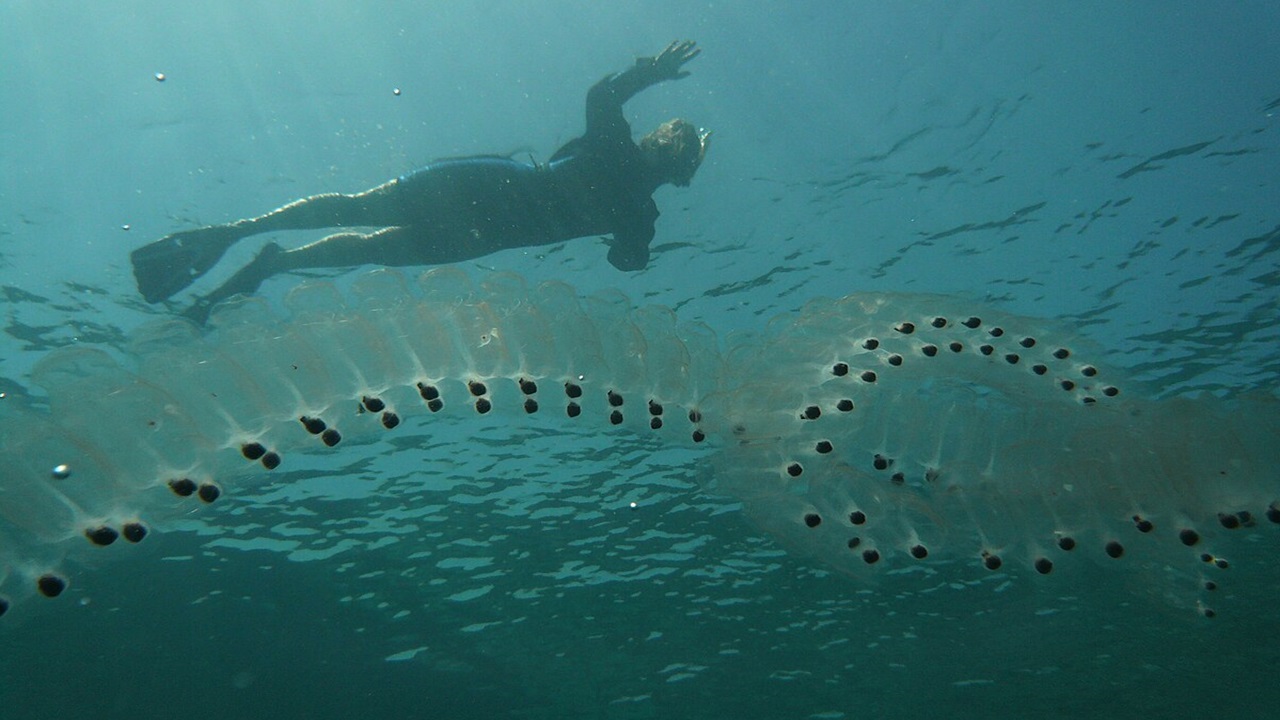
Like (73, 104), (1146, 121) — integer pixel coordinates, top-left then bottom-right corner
(180, 226), (430, 324)
(132, 180), (406, 303)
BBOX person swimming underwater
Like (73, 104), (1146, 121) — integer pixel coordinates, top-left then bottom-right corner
(130, 40), (709, 323)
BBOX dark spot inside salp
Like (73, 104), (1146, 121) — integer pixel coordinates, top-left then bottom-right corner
(168, 478), (197, 497)
(1034, 557), (1053, 574)
(648, 400), (663, 416)
(197, 483), (221, 503)
(468, 381), (488, 397)
(948, 342), (963, 353)
(1268, 505), (1280, 524)
(802, 405), (821, 420)
(862, 549), (881, 564)
(863, 338), (880, 350)
(1202, 607), (1217, 619)
(649, 417), (662, 430)
(1053, 348), (1071, 360)
(1200, 553), (1214, 563)
(427, 398), (444, 412)
(122, 522), (148, 543)
(1103, 386), (1120, 397)
(890, 472), (905, 484)
(1082, 396), (1097, 405)
(316, 429), (340, 449)
(85, 526), (119, 546)
(804, 513), (822, 528)
(1204, 581), (1217, 591)
(1004, 353), (1020, 365)
(1105, 541), (1124, 558)
(849, 510), (867, 525)
(1132, 515), (1154, 533)
(417, 383), (440, 401)
(786, 463), (803, 477)
(565, 382), (583, 399)
(847, 537), (861, 549)
(1057, 536), (1076, 551)
(962, 316), (981, 329)
(989, 327), (1005, 338)
(691, 429), (706, 443)
(1235, 511), (1254, 526)
(609, 410), (623, 425)
(832, 362), (850, 376)
(979, 345), (994, 356)
(861, 370), (879, 382)
(688, 409), (703, 423)
(815, 440), (833, 454)
(1081, 366), (1098, 378)
(361, 396), (386, 412)
(872, 454), (891, 471)
(1179, 529), (1200, 546)
(1032, 364), (1048, 376)
(1020, 337), (1037, 349)
(836, 399), (854, 412)
(921, 345), (938, 357)
(982, 552), (1002, 570)
(241, 442), (267, 461)
(1215, 557), (1230, 569)
(910, 544), (928, 559)
(37, 574), (66, 598)
(895, 322), (915, 335)
(931, 317), (947, 329)
(519, 378), (538, 395)
(608, 390), (624, 407)
(0, 597), (9, 617)
(525, 399), (539, 414)
(381, 412), (400, 429)
(1218, 513), (1241, 530)
(566, 402), (581, 418)
(261, 452), (281, 470)
(1060, 380), (1076, 391)
(299, 416), (327, 434)
(475, 398), (492, 414)
(887, 355), (903, 367)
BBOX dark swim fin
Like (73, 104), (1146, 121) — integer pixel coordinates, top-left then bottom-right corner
(130, 225), (242, 304)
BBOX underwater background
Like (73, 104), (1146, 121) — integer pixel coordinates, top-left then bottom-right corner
(2, 2), (1279, 718)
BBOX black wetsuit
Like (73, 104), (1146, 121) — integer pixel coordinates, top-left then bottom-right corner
(391, 67), (662, 271)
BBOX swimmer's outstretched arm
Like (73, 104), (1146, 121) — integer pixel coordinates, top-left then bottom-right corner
(586, 41), (700, 137)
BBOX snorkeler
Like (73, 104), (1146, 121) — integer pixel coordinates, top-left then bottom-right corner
(130, 40), (709, 322)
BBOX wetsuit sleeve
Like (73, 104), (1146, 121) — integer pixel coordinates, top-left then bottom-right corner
(585, 60), (664, 143)
(605, 198), (659, 271)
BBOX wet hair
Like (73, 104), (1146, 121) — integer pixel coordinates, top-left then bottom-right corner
(639, 118), (708, 186)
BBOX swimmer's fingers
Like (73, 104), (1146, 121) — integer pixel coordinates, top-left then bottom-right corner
(653, 40), (700, 80)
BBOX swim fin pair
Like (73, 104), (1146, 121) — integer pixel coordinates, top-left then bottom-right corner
(129, 225), (242, 304)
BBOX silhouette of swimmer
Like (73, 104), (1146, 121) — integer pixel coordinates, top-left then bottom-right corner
(131, 41), (709, 323)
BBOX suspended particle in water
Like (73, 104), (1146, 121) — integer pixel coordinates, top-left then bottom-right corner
(121, 224), (131, 231)
(154, 72), (166, 82)
(51, 464), (71, 480)
(393, 87), (402, 96)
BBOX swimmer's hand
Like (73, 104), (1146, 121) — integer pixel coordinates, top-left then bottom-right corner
(638, 40), (700, 82)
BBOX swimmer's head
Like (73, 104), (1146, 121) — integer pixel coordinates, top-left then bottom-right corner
(640, 118), (710, 187)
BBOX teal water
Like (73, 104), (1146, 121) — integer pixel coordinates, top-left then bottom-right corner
(2, 3), (1279, 718)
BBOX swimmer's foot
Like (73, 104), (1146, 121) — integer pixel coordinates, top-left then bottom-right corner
(178, 242), (284, 326)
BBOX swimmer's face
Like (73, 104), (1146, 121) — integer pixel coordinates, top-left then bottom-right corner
(641, 119), (710, 186)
